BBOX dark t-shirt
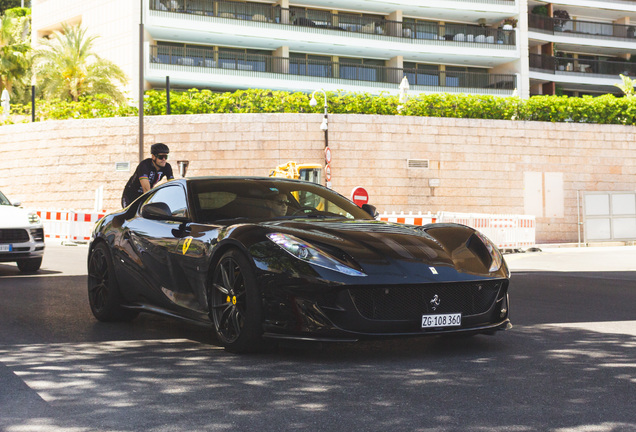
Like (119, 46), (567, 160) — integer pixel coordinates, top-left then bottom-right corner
(122, 158), (174, 206)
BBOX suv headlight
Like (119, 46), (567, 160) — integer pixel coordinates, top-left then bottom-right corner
(267, 233), (366, 277)
(28, 212), (41, 224)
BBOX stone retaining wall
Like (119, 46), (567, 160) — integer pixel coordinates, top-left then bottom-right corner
(1, 113), (634, 243)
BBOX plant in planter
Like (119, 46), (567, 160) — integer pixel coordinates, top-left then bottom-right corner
(502, 18), (517, 30)
(553, 10), (570, 31)
(554, 51), (565, 70)
(532, 5), (549, 16)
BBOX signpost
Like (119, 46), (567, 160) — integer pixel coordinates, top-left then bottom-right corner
(325, 146), (332, 165)
(325, 146), (332, 188)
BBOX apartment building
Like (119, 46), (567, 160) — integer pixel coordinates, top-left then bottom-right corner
(31, 0), (527, 99)
(528, 0), (636, 96)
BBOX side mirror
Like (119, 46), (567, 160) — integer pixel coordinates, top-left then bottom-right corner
(12, 201), (22, 207)
(141, 202), (189, 222)
(361, 204), (379, 219)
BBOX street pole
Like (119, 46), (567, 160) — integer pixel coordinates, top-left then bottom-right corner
(138, 0), (144, 163)
(31, 85), (35, 122)
(310, 89), (329, 187)
(323, 102), (328, 148)
(166, 76), (171, 115)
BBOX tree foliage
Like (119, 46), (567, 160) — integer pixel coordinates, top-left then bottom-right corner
(0, 6), (30, 103)
(614, 74), (636, 97)
(5, 89), (636, 126)
(0, 0), (23, 15)
(32, 23), (128, 103)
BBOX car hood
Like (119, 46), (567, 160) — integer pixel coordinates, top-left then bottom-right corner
(261, 218), (499, 280)
(0, 205), (38, 228)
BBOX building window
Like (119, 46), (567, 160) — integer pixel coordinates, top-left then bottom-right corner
(403, 63), (440, 86)
(403, 18), (440, 40)
(289, 53), (333, 77)
(339, 57), (385, 82)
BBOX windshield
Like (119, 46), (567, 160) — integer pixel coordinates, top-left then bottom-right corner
(0, 190), (11, 206)
(191, 178), (374, 223)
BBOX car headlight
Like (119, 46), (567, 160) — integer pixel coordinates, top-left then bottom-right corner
(267, 233), (366, 277)
(474, 230), (503, 272)
(28, 212), (41, 224)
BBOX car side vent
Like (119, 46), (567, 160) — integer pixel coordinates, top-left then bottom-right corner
(407, 159), (429, 169)
(115, 162), (130, 172)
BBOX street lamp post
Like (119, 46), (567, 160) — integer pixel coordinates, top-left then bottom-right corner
(138, 0), (145, 163)
(310, 89), (330, 187)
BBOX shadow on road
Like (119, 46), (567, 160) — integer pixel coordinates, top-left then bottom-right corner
(0, 325), (634, 431)
(0, 263), (62, 277)
(1, 271), (635, 431)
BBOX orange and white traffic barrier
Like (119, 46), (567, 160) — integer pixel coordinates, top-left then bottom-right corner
(36, 210), (72, 240)
(34, 209), (106, 243)
(379, 211), (437, 225)
(437, 212), (535, 250)
(69, 211), (107, 241)
(377, 211), (535, 250)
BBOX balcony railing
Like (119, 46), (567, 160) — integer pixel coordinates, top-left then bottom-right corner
(529, 14), (636, 42)
(530, 53), (636, 76)
(149, 0), (516, 47)
(445, 0), (515, 3)
(150, 45), (517, 93)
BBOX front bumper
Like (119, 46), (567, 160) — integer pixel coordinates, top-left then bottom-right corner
(261, 278), (511, 341)
(0, 227), (45, 263)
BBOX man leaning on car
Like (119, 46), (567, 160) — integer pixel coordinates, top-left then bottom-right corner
(121, 143), (174, 208)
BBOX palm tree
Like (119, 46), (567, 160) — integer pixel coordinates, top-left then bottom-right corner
(615, 74), (636, 97)
(0, 10), (30, 101)
(33, 23), (128, 103)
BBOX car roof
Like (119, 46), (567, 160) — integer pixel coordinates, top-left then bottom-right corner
(183, 176), (309, 184)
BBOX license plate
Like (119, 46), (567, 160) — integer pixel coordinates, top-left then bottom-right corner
(422, 313), (462, 328)
(0, 244), (12, 252)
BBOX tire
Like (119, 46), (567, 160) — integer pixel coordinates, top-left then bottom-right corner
(17, 257), (42, 273)
(209, 249), (264, 353)
(87, 242), (138, 322)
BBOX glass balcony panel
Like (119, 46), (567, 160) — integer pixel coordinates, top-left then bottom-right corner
(150, 1), (516, 47)
(530, 53), (636, 77)
(149, 45), (516, 94)
(529, 13), (636, 42)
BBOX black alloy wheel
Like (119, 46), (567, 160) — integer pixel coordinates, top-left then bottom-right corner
(87, 242), (138, 322)
(209, 249), (263, 353)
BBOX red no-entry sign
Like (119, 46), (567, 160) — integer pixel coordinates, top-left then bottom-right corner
(325, 146), (332, 164)
(351, 186), (369, 207)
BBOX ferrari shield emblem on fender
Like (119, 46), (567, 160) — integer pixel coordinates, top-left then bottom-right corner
(429, 267), (438, 275)
(182, 237), (193, 255)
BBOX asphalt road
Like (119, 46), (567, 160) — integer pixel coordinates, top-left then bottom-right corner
(0, 243), (635, 432)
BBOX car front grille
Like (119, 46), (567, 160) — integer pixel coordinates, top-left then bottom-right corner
(0, 229), (30, 244)
(348, 280), (505, 321)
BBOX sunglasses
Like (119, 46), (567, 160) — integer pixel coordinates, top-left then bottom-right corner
(155, 154), (168, 160)
(275, 200), (291, 206)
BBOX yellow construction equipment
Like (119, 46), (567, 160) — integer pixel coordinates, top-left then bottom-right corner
(269, 161), (322, 184)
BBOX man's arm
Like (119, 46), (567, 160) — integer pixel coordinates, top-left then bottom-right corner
(140, 177), (151, 193)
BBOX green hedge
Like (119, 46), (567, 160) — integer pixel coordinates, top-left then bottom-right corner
(4, 89), (636, 125)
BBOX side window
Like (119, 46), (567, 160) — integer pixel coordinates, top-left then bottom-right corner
(144, 185), (189, 218)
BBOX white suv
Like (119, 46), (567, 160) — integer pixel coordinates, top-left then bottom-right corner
(0, 190), (45, 273)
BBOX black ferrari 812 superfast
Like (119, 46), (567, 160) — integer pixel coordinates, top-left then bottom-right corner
(88, 177), (511, 352)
